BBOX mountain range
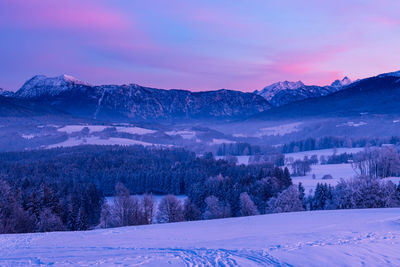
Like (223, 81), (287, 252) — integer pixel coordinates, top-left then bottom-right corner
(12, 75), (271, 121)
(255, 70), (400, 119)
(1, 70), (400, 122)
(254, 77), (352, 107)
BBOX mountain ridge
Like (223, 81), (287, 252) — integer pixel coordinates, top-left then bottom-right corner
(254, 77), (353, 107)
(13, 75), (272, 121)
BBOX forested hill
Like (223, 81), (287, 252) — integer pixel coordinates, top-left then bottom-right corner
(0, 145), (291, 233)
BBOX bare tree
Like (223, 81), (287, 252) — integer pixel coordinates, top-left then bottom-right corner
(112, 183), (142, 226)
(291, 159), (311, 176)
(203, 195), (231, 219)
(141, 194), (155, 224)
(100, 202), (112, 228)
(183, 198), (201, 221)
(352, 147), (400, 178)
(239, 192), (259, 217)
(156, 195), (184, 223)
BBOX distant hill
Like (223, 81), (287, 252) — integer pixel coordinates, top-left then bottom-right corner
(255, 70), (400, 119)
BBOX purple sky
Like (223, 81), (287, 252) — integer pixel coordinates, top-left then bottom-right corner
(1, 0), (400, 92)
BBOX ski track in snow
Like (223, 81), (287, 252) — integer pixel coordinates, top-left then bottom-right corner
(0, 245), (287, 266)
(1, 233), (399, 266)
(1, 209), (400, 266)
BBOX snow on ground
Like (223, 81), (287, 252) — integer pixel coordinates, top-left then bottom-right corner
(115, 126), (156, 135)
(292, 164), (400, 194)
(1, 208), (400, 266)
(57, 125), (109, 134)
(210, 138), (235, 145)
(336, 121), (367, 127)
(21, 134), (35, 139)
(284, 147), (365, 161)
(166, 130), (196, 140)
(216, 155), (251, 165)
(255, 122), (302, 137)
(47, 136), (155, 148)
(57, 125), (156, 135)
(292, 164), (356, 193)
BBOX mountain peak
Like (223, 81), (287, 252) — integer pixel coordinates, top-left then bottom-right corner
(330, 76), (352, 88)
(15, 74), (91, 98)
(270, 80), (305, 90)
(254, 80), (305, 101)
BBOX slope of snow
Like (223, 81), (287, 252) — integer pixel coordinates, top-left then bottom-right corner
(255, 81), (305, 101)
(16, 74), (90, 98)
(210, 138), (235, 145)
(292, 163), (356, 193)
(284, 147), (365, 161)
(115, 126), (156, 135)
(47, 136), (155, 148)
(165, 130), (196, 140)
(57, 125), (109, 134)
(336, 121), (367, 127)
(57, 125), (155, 135)
(257, 122), (302, 137)
(21, 134), (35, 139)
(1, 208), (400, 266)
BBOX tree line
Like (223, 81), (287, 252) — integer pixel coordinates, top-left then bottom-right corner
(281, 136), (399, 154)
(0, 145), (291, 233)
(1, 145), (400, 234)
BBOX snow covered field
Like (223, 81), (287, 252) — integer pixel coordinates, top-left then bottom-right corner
(47, 136), (156, 148)
(256, 122), (302, 137)
(1, 208), (400, 266)
(57, 124), (156, 135)
(292, 164), (400, 194)
(292, 164), (356, 193)
(284, 147), (365, 161)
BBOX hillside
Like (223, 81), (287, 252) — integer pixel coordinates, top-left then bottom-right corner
(256, 71), (400, 120)
(1, 208), (399, 266)
(13, 75), (271, 122)
(254, 77), (351, 107)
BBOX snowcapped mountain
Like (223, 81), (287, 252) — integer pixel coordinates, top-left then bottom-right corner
(15, 74), (91, 98)
(254, 81), (304, 101)
(13, 75), (271, 121)
(256, 69), (400, 119)
(330, 76), (352, 88)
(254, 77), (353, 107)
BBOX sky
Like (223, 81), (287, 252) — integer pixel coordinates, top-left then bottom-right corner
(0, 0), (400, 92)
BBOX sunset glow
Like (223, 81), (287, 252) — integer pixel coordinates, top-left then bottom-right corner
(1, 0), (400, 91)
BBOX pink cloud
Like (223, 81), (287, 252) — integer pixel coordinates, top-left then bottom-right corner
(256, 45), (354, 86)
(370, 16), (399, 27)
(1, 0), (131, 32)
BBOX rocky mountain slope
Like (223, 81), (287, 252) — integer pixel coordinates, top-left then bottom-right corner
(13, 75), (271, 121)
(254, 77), (352, 107)
(255, 70), (400, 119)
